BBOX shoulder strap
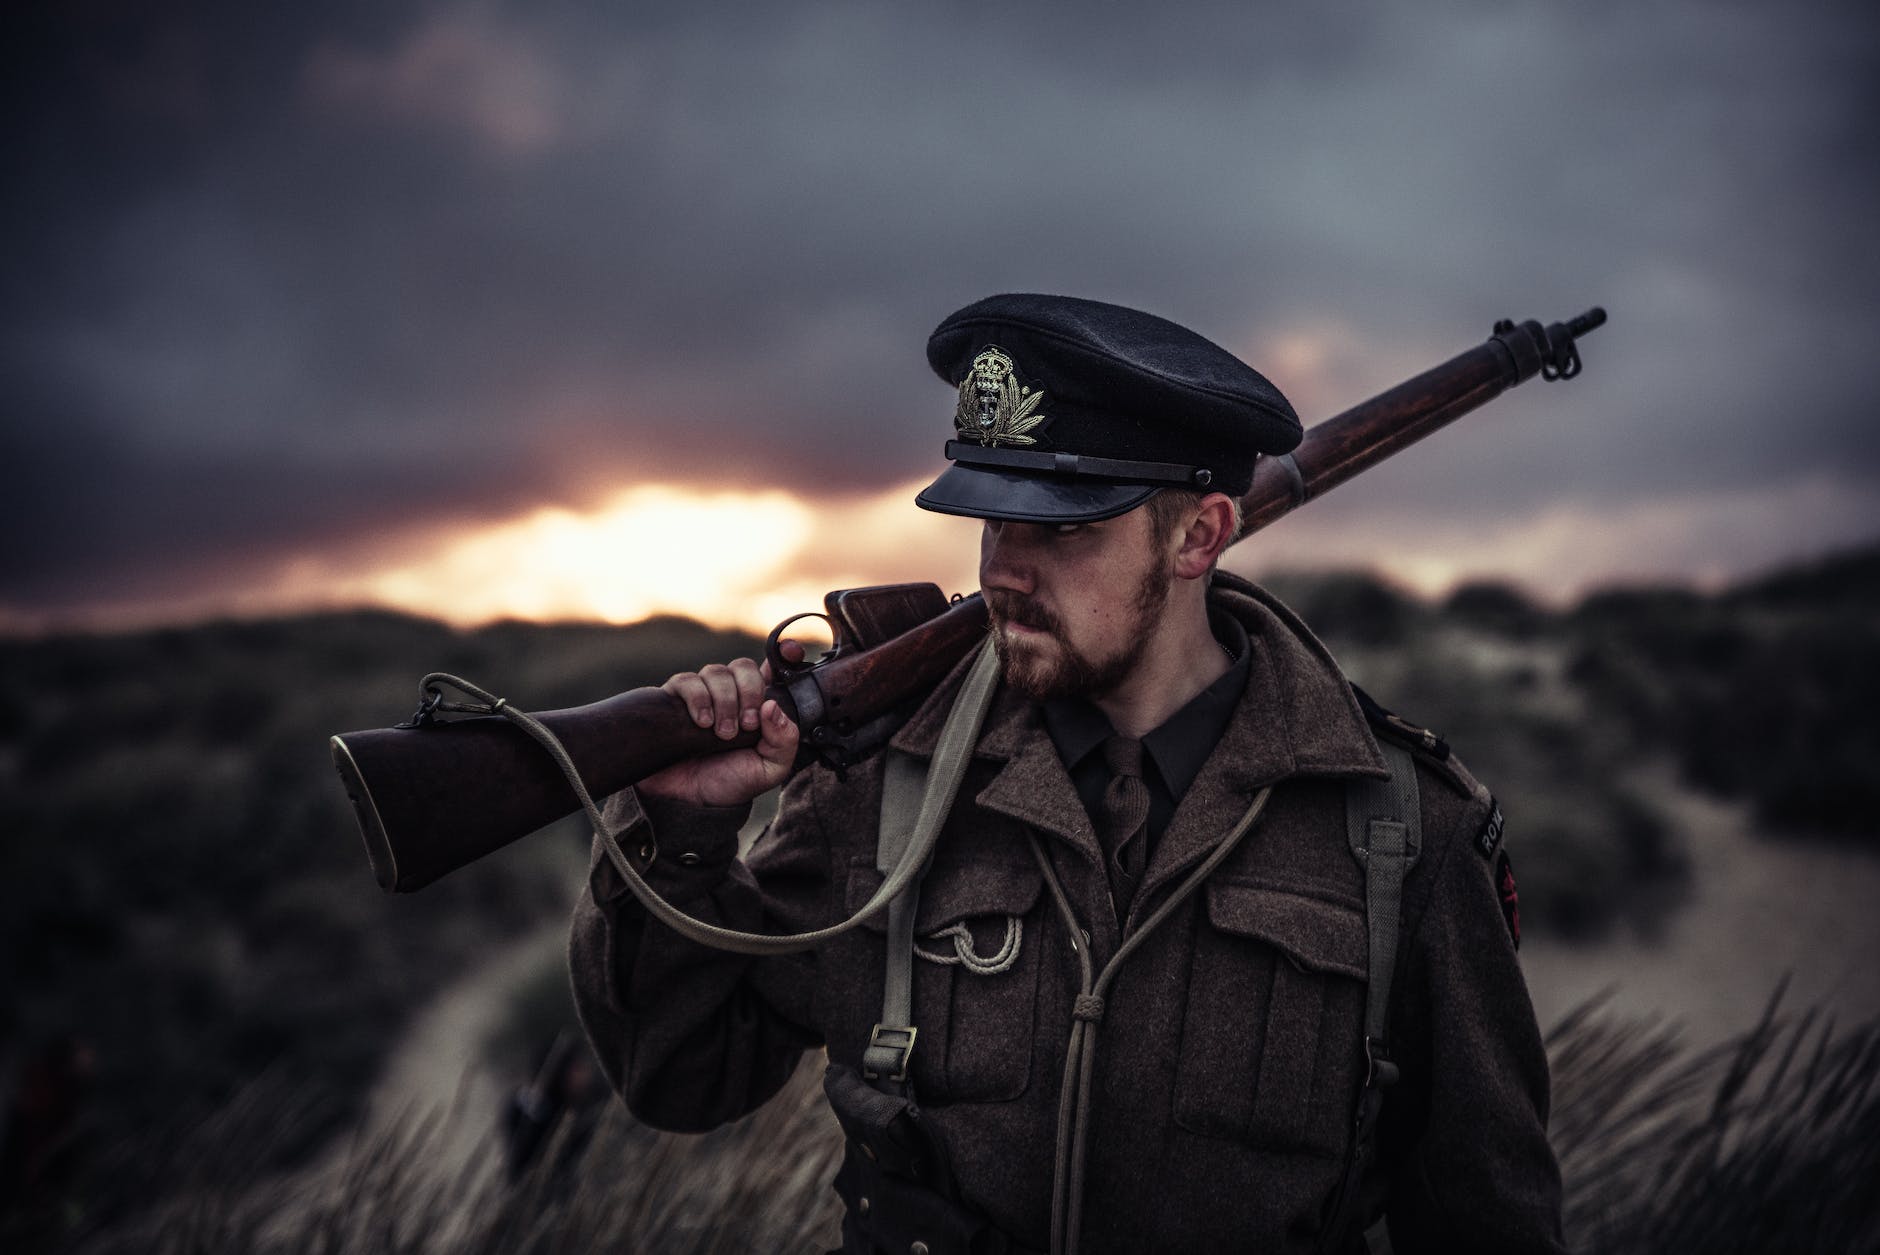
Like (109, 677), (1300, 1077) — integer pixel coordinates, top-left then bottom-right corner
(1347, 741), (1421, 1054)
(1323, 740), (1421, 1253)
(861, 648), (1003, 1094)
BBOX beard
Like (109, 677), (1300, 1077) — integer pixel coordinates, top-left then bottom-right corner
(986, 552), (1174, 702)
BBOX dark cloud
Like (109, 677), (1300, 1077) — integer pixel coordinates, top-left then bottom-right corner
(4, 0), (1878, 619)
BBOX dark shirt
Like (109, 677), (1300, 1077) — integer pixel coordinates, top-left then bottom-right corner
(1042, 607), (1251, 857)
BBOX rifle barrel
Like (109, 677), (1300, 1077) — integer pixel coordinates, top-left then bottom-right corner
(1240, 309), (1605, 533)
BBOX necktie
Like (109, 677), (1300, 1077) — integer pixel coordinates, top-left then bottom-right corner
(1097, 735), (1150, 920)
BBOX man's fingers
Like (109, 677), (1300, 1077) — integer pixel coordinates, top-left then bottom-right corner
(728, 658), (765, 731)
(698, 665), (741, 739)
(759, 638), (808, 685)
(666, 673), (713, 729)
(669, 653), (792, 740)
(755, 699), (800, 771)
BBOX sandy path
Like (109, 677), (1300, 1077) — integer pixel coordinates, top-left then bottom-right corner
(366, 921), (570, 1164)
(266, 919), (571, 1233)
(1523, 771), (1880, 1046)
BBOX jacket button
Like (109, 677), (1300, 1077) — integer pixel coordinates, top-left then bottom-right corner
(678, 852), (702, 866)
(638, 841), (655, 862)
(857, 1197), (870, 1216)
(912, 1244), (929, 1255)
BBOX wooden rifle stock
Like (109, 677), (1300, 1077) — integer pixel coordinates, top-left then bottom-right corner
(332, 590), (993, 891)
(331, 308), (1605, 892)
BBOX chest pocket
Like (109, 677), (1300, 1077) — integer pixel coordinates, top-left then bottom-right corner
(1174, 881), (1369, 1157)
(846, 855), (1044, 1103)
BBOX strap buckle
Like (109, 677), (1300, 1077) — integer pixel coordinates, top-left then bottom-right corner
(1363, 1036), (1400, 1090)
(862, 1024), (918, 1082)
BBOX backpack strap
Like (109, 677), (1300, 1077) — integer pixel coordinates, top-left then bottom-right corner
(861, 645), (1003, 1094)
(1350, 740), (1421, 1063)
(1322, 739), (1421, 1252)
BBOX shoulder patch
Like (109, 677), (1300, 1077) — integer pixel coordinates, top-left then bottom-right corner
(1475, 798), (1506, 861)
(1495, 847), (1521, 948)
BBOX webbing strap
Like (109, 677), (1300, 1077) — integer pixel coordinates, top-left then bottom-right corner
(1346, 742), (1420, 1047)
(413, 641), (1001, 957)
(860, 645), (1006, 1088)
(862, 750), (927, 1087)
(1320, 740), (1420, 1254)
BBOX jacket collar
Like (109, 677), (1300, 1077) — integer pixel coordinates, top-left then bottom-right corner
(887, 575), (1389, 890)
(891, 648), (1099, 857)
(889, 572), (1386, 780)
(1133, 574), (1388, 908)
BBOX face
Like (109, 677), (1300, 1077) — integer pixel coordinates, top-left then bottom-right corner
(979, 505), (1175, 702)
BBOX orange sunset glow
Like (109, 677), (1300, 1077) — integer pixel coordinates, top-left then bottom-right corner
(171, 467), (1868, 639)
(6, 2), (1876, 643)
(268, 481), (985, 634)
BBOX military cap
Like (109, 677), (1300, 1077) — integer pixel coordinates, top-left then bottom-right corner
(916, 293), (1302, 524)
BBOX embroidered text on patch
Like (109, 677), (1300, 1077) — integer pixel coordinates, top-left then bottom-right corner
(1475, 800), (1505, 860)
(955, 346), (1048, 447)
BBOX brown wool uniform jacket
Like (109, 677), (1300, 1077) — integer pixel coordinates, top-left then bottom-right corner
(569, 575), (1566, 1254)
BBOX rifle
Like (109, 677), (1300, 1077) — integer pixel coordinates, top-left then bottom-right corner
(331, 308), (1606, 893)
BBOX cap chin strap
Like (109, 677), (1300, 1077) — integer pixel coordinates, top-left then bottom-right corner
(944, 439), (1215, 489)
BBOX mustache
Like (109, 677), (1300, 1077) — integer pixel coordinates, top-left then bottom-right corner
(986, 590), (1059, 634)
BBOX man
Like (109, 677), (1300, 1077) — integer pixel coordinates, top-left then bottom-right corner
(570, 294), (1565, 1253)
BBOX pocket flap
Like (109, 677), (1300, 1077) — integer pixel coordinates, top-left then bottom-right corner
(846, 856), (1042, 934)
(1205, 882), (1368, 981)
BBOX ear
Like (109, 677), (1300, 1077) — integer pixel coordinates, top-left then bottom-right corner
(1171, 492), (1237, 581)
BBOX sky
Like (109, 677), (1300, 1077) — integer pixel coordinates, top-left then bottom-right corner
(4, 0), (1878, 632)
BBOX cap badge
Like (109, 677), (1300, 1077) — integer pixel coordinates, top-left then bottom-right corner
(954, 346), (1048, 447)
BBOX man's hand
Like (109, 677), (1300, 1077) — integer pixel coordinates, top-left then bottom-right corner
(636, 641), (804, 808)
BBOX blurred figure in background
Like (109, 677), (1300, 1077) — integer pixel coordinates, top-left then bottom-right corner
(502, 1031), (604, 1186)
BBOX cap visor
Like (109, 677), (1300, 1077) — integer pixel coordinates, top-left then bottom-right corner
(915, 464), (1159, 524)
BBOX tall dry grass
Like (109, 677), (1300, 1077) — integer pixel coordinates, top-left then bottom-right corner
(51, 990), (1880, 1255)
(73, 1058), (845, 1255)
(1549, 983), (1880, 1253)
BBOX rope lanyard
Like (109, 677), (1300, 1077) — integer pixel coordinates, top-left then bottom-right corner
(411, 641), (1002, 956)
(1028, 785), (1274, 1255)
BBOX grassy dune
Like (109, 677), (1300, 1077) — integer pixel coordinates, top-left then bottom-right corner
(4, 545), (1877, 1248)
(0, 611), (763, 1241)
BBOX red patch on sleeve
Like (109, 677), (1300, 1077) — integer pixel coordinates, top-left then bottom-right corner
(1496, 848), (1520, 949)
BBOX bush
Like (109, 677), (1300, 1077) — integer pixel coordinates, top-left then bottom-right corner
(1259, 570), (1425, 647)
(0, 611), (761, 1222)
(1443, 579), (1550, 639)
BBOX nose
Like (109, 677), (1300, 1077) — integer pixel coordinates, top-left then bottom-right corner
(980, 520), (1036, 595)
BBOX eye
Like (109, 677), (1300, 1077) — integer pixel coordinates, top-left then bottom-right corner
(1054, 523), (1083, 535)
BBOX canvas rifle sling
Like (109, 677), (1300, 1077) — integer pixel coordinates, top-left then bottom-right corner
(428, 642), (1001, 956)
(859, 640), (1010, 1089)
